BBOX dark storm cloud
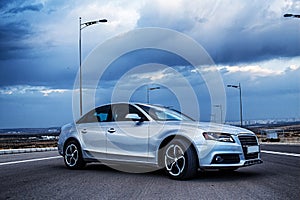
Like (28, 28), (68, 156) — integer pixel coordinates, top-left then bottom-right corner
(204, 20), (300, 64)
(0, 0), (76, 89)
(197, 20), (299, 65)
(99, 48), (191, 82)
(0, 59), (78, 89)
(6, 3), (43, 14)
(0, 1), (46, 60)
(0, 21), (33, 60)
(0, 0), (17, 10)
(0, 0), (44, 14)
(137, 0), (300, 65)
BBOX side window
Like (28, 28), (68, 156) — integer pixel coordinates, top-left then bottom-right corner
(77, 109), (98, 124)
(95, 105), (111, 122)
(111, 104), (148, 121)
(77, 105), (111, 124)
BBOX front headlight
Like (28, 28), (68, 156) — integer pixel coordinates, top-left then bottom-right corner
(203, 132), (235, 143)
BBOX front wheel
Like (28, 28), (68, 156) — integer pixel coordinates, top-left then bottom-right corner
(64, 140), (86, 169)
(163, 139), (198, 180)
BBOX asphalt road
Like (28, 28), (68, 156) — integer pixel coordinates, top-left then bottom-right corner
(0, 145), (299, 200)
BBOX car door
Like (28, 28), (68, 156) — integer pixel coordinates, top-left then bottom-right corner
(106, 104), (150, 162)
(77, 105), (111, 159)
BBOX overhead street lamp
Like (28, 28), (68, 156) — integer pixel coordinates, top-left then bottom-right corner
(213, 104), (223, 123)
(227, 83), (243, 127)
(284, 13), (300, 18)
(147, 86), (160, 104)
(79, 17), (108, 116)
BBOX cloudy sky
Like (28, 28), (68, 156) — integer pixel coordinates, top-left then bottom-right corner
(0, 0), (299, 128)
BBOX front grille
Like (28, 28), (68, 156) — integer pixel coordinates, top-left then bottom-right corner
(245, 153), (259, 159)
(238, 135), (259, 160)
(238, 135), (258, 146)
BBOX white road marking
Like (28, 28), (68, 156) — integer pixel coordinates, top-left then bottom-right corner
(261, 150), (300, 157)
(0, 156), (61, 166)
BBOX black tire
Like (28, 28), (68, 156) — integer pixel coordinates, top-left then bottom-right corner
(163, 139), (198, 180)
(64, 140), (86, 169)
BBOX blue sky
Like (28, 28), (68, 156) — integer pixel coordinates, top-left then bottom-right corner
(0, 0), (299, 128)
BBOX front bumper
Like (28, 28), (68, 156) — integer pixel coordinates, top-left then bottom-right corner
(196, 134), (262, 169)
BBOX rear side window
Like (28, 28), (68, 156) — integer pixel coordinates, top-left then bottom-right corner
(77, 105), (111, 124)
(95, 105), (111, 122)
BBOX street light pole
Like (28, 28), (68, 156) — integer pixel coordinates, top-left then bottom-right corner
(227, 83), (243, 127)
(239, 83), (243, 127)
(79, 17), (107, 116)
(79, 17), (82, 117)
(213, 104), (223, 123)
(147, 86), (160, 104)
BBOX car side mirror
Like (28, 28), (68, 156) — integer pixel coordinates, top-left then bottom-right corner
(125, 113), (143, 122)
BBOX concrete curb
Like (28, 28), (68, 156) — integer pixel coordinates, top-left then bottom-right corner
(0, 147), (58, 155)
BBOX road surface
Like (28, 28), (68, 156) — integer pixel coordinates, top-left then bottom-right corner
(0, 144), (299, 200)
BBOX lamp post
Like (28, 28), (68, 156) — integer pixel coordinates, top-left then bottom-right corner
(284, 13), (300, 18)
(227, 83), (243, 127)
(147, 86), (160, 104)
(79, 17), (107, 116)
(213, 104), (223, 123)
(211, 114), (216, 123)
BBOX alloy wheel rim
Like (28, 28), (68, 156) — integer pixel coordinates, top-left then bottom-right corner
(164, 144), (186, 176)
(65, 144), (78, 167)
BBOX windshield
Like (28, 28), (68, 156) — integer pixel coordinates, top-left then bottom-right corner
(137, 104), (194, 121)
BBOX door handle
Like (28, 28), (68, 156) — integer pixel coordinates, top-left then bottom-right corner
(81, 129), (87, 134)
(107, 128), (116, 133)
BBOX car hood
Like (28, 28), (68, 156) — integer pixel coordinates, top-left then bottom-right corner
(161, 121), (254, 136)
(197, 122), (253, 135)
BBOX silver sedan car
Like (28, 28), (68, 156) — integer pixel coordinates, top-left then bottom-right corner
(58, 103), (262, 180)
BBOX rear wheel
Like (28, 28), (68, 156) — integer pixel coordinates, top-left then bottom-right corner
(163, 139), (198, 180)
(64, 140), (86, 169)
